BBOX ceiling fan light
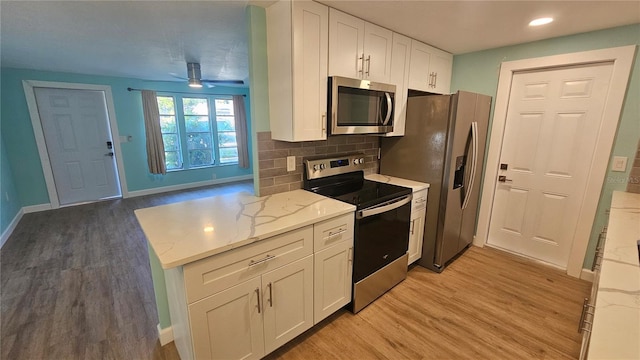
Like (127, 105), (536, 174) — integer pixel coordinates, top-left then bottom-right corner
(188, 78), (203, 88)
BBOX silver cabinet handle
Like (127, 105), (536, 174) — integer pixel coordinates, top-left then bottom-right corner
(348, 247), (353, 263)
(433, 72), (438, 88)
(267, 282), (273, 307)
(365, 55), (371, 76)
(327, 228), (347, 241)
(248, 254), (275, 267)
(322, 112), (326, 134)
(357, 194), (412, 219)
(255, 288), (261, 314)
(358, 53), (365, 75)
(410, 219), (416, 235)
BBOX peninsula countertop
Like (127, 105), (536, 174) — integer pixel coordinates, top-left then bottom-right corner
(135, 189), (356, 269)
(588, 190), (640, 359)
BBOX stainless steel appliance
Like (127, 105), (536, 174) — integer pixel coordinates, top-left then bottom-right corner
(328, 76), (395, 135)
(303, 153), (411, 313)
(380, 91), (492, 272)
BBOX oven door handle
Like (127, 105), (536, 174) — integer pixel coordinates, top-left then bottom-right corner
(357, 194), (412, 219)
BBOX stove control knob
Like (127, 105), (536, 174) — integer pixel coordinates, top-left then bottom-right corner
(353, 159), (359, 165)
(359, 158), (365, 164)
(319, 163), (326, 170)
(313, 164), (320, 171)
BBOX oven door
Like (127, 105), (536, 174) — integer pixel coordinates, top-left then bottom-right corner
(329, 76), (395, 135)
(353, 194), (412, 282)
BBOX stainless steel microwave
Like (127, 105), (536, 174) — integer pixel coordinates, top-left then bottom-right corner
(328, 76), (396, 135)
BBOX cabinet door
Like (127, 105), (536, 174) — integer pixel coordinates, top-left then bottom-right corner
(408, 209), (426, 265)
(262, 255), (314, 355)
(313, 240), (353, 323)
(329, 8), (364, 79)
(363, 23), (393, 82)
(429, 50), (453, 94)
(189, 277), (264, 360)
(408, 40), (432, 92)
(384, 33), (411, 137)
(292, 1), (328, 141)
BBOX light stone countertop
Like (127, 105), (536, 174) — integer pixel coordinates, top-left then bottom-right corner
(365, 173), (430, 192)
(588, 191), (640, 359)
(135, 189), (355, 269)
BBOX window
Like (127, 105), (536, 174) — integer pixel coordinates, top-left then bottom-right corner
(157, 96), (182, 170)
(157, 95), (240, 171)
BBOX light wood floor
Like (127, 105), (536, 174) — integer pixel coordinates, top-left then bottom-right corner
(1, 181), (590, 359)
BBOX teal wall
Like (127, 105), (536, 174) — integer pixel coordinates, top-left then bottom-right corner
(0, 134), (22, 237)
(0, 68), (253, 207)
(247, 5), (270, 196)
(451, 24), (640, 270)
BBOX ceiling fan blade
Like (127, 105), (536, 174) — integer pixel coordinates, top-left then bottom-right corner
(169, 72), (188, 80)
(202, 79), (245, 85)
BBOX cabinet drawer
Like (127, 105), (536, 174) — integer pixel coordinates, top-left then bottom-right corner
(313, 213), (354, 251)
(412, 189), (428, 212)
(184, 226), (313, 303)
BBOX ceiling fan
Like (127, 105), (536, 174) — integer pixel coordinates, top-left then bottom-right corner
(175, 62), (244, 88)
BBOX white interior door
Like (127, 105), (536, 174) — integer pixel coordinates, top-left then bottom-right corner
(33, 87), (121, 205)
(487, 62), (614, 268)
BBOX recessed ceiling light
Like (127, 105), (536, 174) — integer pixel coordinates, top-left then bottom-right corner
(529, 17), (554, 27)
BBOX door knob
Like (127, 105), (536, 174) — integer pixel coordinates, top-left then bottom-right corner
(105, 152), (114, 157)
(498, 175), (512, 182)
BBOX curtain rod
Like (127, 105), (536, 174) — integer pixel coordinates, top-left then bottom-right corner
(127, 87), (246, 97)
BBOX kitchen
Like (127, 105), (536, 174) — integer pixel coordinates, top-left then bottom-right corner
(3, 1), (637, 358)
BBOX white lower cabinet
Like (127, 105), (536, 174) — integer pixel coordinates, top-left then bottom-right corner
(189, 277), (265, 360)
(408, 188), (428, 265)
(408, 208), (425, 265)
(167, 213), (354, 360)
(189, 256), (314, 360)
(262, 255), (314, 354)
(313, 240), (353, 323)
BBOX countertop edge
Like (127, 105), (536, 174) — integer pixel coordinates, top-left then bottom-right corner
(156, 206), (356, 269)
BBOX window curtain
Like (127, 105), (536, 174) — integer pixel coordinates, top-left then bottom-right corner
(233, 95), (250, 169)
(141, 90), (166, 175)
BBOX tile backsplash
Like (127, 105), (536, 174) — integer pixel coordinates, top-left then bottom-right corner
(626, 139), (640, 194)
(257, 131), (380, 196)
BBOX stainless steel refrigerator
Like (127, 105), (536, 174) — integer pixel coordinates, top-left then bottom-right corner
(380, 91), (492, 272)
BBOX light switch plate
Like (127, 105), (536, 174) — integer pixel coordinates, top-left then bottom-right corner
(612, 156), (627, 172)
(286, 156), (296, 172)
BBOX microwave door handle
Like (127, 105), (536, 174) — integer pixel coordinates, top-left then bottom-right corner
(382, 92), (392, 125)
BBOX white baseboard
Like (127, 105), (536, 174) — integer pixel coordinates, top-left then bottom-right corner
(580, 268), (595, 282)
(1, 208), (24, 248)
(127, 175), (253, 198)
(23, 203), (52, 213)
(157, 324), (174, 346)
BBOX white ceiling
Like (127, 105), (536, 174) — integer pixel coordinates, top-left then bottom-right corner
(1, 1), (638, 85)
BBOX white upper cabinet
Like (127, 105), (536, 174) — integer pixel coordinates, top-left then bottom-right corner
(267, 0), (328, 142)
(384, 33), (411, 137)
(329, 8), (392, 83)
(408, 39), (452, 94)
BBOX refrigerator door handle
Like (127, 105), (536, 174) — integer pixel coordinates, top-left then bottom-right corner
(382, 92), (393, 125)
(462, 121), (478, 210)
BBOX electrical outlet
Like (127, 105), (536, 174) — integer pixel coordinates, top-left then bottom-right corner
(287, 156), (296, 172)
(612, 156), (627, 172)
